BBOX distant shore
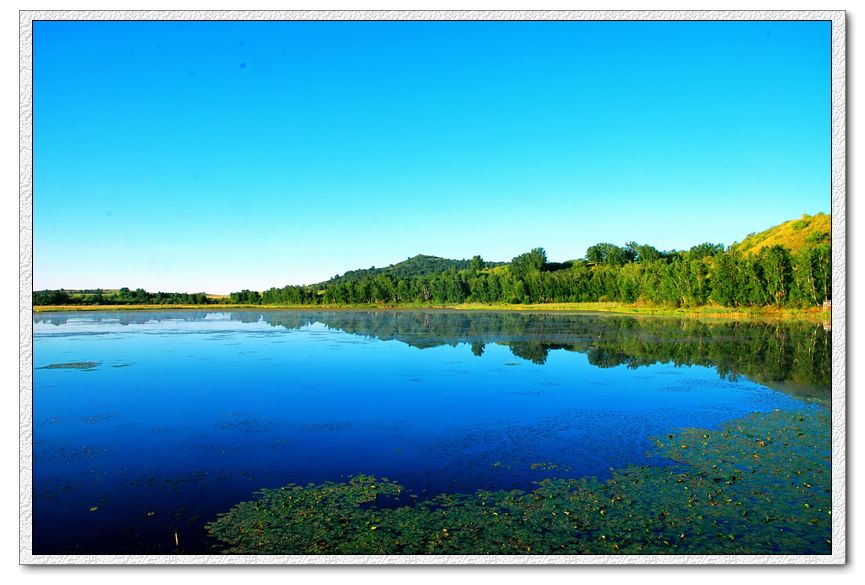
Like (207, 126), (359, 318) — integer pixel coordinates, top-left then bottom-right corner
(32, 301), (831, 322)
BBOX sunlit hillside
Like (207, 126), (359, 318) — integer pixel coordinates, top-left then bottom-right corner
(732, 212), (830, 255)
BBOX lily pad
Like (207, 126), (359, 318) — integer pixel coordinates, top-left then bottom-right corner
(38, 361), (100, 370)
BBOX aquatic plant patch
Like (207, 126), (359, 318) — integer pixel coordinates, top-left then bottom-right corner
(206, 408), (830, 555)
(37, 361), (100, 370)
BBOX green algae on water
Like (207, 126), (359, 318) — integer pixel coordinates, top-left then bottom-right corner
(37, 361), (100, 370)
(206, 408), (831, 555)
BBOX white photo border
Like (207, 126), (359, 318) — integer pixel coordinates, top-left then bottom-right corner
(18, 9), (847, 566)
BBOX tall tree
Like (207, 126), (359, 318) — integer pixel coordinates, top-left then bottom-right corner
(510, 248), (547, 279)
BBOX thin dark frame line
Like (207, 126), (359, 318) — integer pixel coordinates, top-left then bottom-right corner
(24, 14), (840, 559)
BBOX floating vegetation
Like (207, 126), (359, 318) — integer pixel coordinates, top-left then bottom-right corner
(79, 412), (118, 424)
(303, 421), (353, 432)
(35, 444), (110, 463)
(206, 409), (830, 555)
(215, 414), (278, 433)
(37, 361), (100, 371)
(129, 471), (210, 494)
(529, 462), (566, 471)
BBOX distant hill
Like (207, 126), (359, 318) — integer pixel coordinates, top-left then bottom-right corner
(319, 254), (505, 286)
(732, 212), (830, 256)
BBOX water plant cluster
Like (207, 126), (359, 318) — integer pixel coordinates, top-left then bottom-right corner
(206, 408), (831, 555)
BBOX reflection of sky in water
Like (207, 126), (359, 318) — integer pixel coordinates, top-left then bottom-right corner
(32, 311), (821, 554)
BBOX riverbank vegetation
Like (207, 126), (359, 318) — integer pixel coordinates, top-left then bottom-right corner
(34, 213), (830, 313)
(31, 301), (831, 322)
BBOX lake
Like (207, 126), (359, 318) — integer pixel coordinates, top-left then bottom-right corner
(31, 310), (831, 555)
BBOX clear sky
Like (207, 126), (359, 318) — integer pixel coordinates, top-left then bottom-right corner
(33, 20), (831, 293)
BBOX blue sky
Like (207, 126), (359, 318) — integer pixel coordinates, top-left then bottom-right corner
(33, 20), (831, 293)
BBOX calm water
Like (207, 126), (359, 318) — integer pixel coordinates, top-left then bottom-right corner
(32, 310), (830, 554)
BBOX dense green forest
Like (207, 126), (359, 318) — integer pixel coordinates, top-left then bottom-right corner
(34, 214), (831, 309)
(320, 254), (505, 285)
(32, 287), (211, 307)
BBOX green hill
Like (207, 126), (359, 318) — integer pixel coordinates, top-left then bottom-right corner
(320, 254), (504, 286)
(732, 212), (830, 256)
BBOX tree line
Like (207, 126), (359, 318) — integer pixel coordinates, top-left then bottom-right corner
(32, 287), (213, 306)
(237, 240), (831, 308)
(34, 240), (830, 309)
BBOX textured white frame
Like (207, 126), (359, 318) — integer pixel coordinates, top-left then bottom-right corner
(18, 9), (846, 565)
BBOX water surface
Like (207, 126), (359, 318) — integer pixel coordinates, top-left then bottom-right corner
(32, 310), (830, 554)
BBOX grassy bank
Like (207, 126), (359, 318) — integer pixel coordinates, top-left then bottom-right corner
(451, 302), (831, 321)
(32, 301), (831, 322)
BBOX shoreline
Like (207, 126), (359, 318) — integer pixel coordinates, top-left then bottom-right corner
(31, 301), (831, 322)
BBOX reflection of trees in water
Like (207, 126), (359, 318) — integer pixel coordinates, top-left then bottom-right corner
(258, 311), (831, 397)
(34, 316), (69, 326)
(228, 311), (265, 324)
(34, 311), (217, 327)
(34, 310), (830, 398)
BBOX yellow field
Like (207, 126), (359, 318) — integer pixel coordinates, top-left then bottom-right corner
(452, 302), (831, 321)
(32, 301), (831, 322)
